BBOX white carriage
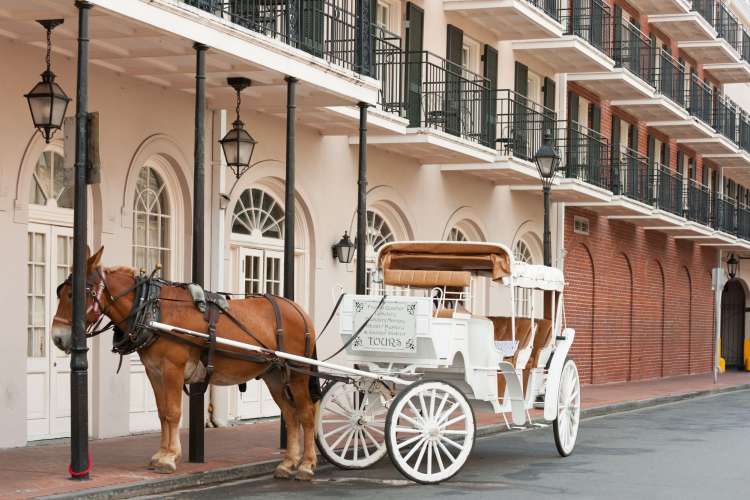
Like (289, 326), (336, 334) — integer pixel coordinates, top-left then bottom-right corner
(314, 241), (581, 484)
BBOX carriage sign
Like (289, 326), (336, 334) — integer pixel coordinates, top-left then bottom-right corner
(351, 299), (418, 353)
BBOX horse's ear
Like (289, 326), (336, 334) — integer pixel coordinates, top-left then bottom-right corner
(88, 246), (104, 270)
(86, 245), (91, 260)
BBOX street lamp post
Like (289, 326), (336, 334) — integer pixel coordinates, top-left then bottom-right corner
(534, 130), (560, 267)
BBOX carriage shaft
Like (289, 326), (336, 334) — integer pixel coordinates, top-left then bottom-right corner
(148, 321), (410, 386)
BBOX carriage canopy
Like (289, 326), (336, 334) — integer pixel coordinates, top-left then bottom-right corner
(377, 241), (564, 292)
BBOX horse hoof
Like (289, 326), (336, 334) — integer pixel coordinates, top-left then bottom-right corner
(273, 464), (294, 480)
(153, 460), (177, 474)
(295, 466), (314, 482)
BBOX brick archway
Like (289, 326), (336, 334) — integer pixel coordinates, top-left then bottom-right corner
(566, 242), (595, 384)
(634, 259), (665, 380)
(596, 253), (633, 383)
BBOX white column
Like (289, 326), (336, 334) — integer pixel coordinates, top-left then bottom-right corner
(209, 109), (230, 427)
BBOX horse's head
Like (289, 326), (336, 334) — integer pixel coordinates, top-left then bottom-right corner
(51, 246), (105, 354)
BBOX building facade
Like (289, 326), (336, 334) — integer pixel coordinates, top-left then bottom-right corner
(0, 0), (748, 449)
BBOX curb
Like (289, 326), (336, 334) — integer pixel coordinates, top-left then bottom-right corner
(41, 383), (750, 500)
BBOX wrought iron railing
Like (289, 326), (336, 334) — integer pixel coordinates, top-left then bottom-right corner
(739, 112), (750, 154)
(612, 146), (652, 204)
(373, 25), (404, 114)
(712, 192), (737, 233)
(688, 74), (713, 125)
(560, 0), (613, 58)
(743, 28), (750, 62)
(495, 89), (557, 161)
(614, 19), (654, 86)
(714, 93), (738, 143)
(685, 179), (712, 226)
(738, 204), (750, 240)
(376, 50), (493, 145)
(181, 0), (382, 76)
(653, 164), (684, 216)
(561, 121), (611, 190)
(526, 0), (562, 22)
(716, 2), (741, 53)
(654, 49), (686, 108)
(693, 0), (717, 28)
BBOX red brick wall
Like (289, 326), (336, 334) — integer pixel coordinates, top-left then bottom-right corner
(565, 208), (718, 384)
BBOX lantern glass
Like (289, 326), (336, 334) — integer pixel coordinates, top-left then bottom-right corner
(727, 254), (739, 278)
(220, 121), (256, 174)
(534, 142), (560, 179)
(333, 232), (355, 264)
(25, 73), (70, 142)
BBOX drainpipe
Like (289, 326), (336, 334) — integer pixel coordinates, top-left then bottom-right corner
(209, 109), (230, 428)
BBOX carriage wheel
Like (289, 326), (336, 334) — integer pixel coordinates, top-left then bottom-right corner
(385, 380), (475, 484)
(315, 380), (392, 469)
(553, 358), (581, 457)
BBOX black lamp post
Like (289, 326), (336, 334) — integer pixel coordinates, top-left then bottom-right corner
(220, 77), (257, 179)
(534, 130), (560, 267)
(25, 19), (71, 143)
(332, 232), (356, 264)
(727, 253), (739, 279)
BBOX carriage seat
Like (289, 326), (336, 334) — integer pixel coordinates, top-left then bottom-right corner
(523, 319), (554, 391)
(489, 316), (534, 402)
(383, 269), (472, 319)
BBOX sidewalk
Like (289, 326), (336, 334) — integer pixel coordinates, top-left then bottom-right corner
(2, 371), (749, 500)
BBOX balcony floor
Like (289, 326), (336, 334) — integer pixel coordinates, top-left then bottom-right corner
(679, 39), (740, 66)
(647, 118), (715, 140)
(678, 135), (739, 155)
(702, 152), (750, 168)
(703, 62), (750, 84)
(441, 156), (540, 184)
(568, 69), (655, 101)
(512, 36), (614, 74)
(444, 0), (563, 41)
(358, 128), (497, 165)
(511, 177), (613, 203)
(611, 96), (689, 122)
(313, 106), (407, 136)
(648, 13), (716, 42)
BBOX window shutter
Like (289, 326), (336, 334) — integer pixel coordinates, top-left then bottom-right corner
(567, 91), (579, 124)
(647, 134), (656, 166)
(300, 0), (324, 58)
(404, 2), (424, 127)
(613, 5), (623, 66)
(590, 103), (601, 133)
(611, 115), (621, 160)
(514, 62), (529, 97)
(445, 25), (464, 137)
(543, 77), (556, 111)
(446, 25), (464, 67)
(482, 45), (498, 146)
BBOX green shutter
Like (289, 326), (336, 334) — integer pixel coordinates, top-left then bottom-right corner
(482, 45), (498, 146)
(300, 0), (324, 58)
(513, 62), (530, 159)
(446, 25), (464, 137)
(568, 91), (579, 124)
(514, 62), (528, 97)
(613, 5), (623, 67)
(404, 2), (424, 127)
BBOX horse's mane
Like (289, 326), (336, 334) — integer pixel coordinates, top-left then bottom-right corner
(106, 266), (137, 276)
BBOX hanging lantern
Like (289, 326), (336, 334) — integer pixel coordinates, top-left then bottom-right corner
(219, 77), (257, 179)
(332, 231), (356, 264)
(727, 253), (739, 279)
(534, 129), (560, 183)
(24, 19), (71, 143)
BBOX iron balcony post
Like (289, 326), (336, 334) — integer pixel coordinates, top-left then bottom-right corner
(189, 42), (208, 464)
(543, 184), (552, 267)
(356, 102), (369, 295)
(70, 0), (92, 480)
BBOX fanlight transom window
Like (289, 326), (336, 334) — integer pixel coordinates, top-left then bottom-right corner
(232, 188), (285, 240)
(513, 239), (534, 317)
(133, 166), (171, 278)
(366, 210), (395, 259)
(447, 227), (468, 242)
(30, 151), (72, 209)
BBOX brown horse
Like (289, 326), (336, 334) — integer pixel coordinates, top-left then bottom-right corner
(51, 247), (320, 479)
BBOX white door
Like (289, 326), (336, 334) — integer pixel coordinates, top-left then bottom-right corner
(236, 247), (283, 420)
(26, 225), (76, 440)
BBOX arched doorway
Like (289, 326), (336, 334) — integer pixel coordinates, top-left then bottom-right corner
(721, 280), (746, 370)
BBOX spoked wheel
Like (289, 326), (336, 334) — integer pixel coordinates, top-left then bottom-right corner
(315, 380), (393, 469)
(385, 380), (475, 484)
(553, 358), (581, 457)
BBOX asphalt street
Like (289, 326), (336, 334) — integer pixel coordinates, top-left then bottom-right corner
(154, 389), (750, 500)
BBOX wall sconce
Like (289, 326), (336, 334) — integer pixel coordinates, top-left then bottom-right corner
(332, 231), (355, 264)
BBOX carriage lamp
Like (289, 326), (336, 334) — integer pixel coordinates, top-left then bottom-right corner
(332, 231), (356, 264)
(25, 19), (71, 143)
(727, 253), (739, 279)
(220, 77), (257, 179)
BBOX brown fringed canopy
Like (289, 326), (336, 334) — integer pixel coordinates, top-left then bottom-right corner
(378, 241), (512, 282)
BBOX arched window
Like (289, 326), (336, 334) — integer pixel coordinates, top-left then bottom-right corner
(447, 227), (468, 241)
(232, 188), (285, 240)
(366, 209), (395, 259)
(513, 239), (534, 317)
(132, 166), (171, 277)
(29, 151), (72, 208)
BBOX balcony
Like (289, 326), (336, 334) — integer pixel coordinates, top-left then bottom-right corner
(625, 0), (691, 16)
(512, 0), (614, 73)
(363, 50), (497, 164)
(648, 73), (715, 139)
(649, 0), (716, 43)
(444, 0), (563, 41)
(612, 50), (689, 124)
(443, 90), (555, 181)
(680, 91), (741, 155)
(568, 19), (654, 100)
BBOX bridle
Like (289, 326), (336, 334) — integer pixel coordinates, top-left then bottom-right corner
(54, 268), (139, 338)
